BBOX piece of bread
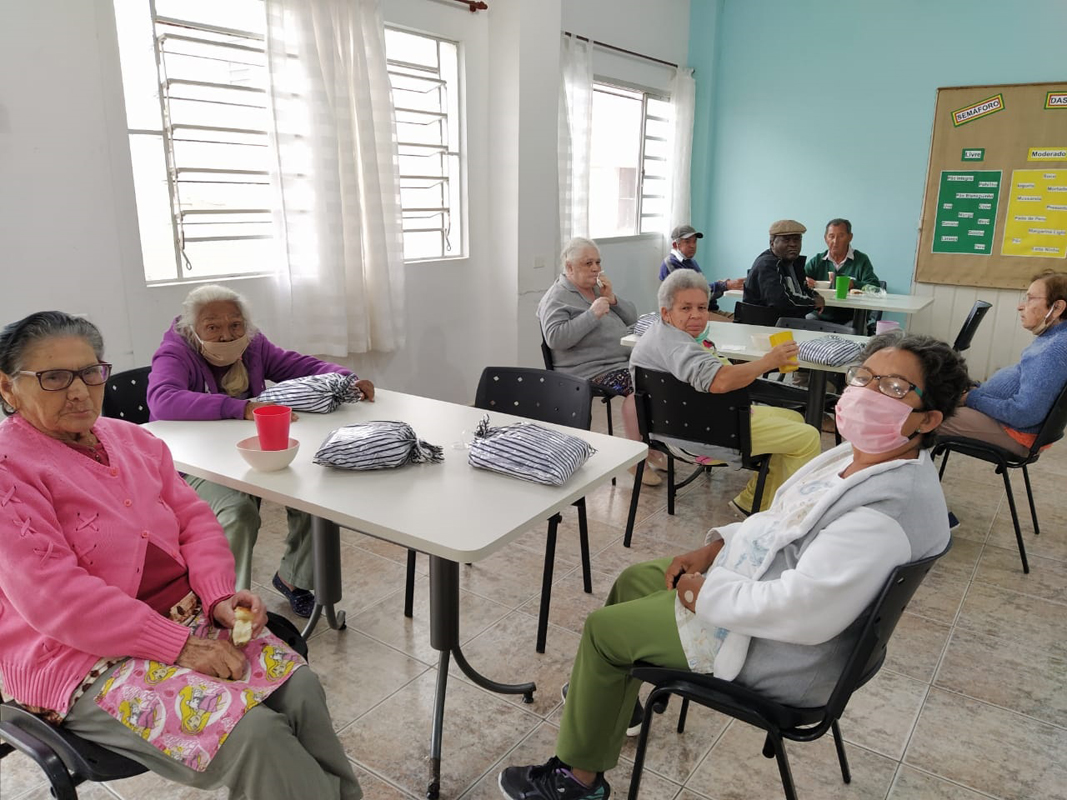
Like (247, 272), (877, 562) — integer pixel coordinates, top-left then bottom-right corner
(232, 606), (254, 648)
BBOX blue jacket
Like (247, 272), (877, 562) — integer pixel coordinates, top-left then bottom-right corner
(659, 254), (726, 310)
(966, 320), (1067, 433)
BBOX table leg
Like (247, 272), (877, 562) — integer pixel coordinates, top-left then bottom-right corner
(805, 370), (829, 429)
(302, 516), (346, 640)
(427, 556), (536, 799)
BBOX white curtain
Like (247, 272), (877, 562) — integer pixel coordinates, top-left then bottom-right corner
(666, 67), (696, 236)
(557, 34), (594, 246)
(264, 0), (405, 357)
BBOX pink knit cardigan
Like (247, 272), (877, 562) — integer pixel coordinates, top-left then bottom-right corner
(0, 414), (236, 712)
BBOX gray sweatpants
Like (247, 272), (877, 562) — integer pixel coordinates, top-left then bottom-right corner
(63, 664), (362, 800)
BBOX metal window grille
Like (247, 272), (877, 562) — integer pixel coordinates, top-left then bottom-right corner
(385, 28), (465, 261)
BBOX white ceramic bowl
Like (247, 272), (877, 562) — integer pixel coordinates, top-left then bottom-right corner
(814, 280), (831, 289)
(236, 437), (300, 471)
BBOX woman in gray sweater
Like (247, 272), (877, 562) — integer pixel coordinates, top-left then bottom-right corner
(538, 237), (665, 484)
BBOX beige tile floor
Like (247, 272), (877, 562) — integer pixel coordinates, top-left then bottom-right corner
(4, 408), (1067, 800)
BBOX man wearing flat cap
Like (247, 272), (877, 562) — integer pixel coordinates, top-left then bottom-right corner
(743, 219), (824, 315)
(659, 224), (744, 319)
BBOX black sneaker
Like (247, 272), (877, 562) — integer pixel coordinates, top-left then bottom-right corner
(561, 683), (644, 737)
(948, 511), (960, 531)
(498, 757), (610, 800)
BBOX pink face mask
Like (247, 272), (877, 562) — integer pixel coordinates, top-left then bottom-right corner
(835, 385), (920, 454)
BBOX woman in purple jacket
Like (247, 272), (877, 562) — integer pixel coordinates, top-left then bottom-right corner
(147, 285), (374, 616)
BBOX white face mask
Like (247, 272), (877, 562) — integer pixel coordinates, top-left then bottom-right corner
(1032, 304), (1062, 336)
(195, 333), (250, 367)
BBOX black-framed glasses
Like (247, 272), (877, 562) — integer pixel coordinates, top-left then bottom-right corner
(845, 365), (923, 400)
(17, 363), (113, 392)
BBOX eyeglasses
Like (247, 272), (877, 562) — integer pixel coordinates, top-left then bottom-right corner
(1023, 294), (1049, 305)
(845, 365), (923, 400)
(17, 363), (113, 391)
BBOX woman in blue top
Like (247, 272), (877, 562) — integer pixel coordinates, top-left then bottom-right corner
(937, 270), (1067, 457)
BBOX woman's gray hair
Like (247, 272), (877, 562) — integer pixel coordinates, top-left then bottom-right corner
(658, 269), (710, 310)
(0, 311), (105, 415)
(561, 237), (599, 272)
(175, 284), (257, 344)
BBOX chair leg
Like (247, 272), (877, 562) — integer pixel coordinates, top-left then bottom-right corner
(666, 455), (676, 516)
(627, 686), (669, 800)
(604, 397), (616, 485)
(938, 450), (950, 480)
(624, 461), (644, 548)
(576, 498), (592, 593)
(404, 549), (417, 618)
(676, 697), (690, 733)
(766, 732), (800, 800)
(831, 719), (851, 784)
(999, 467), (1030, 574)
(751, 458), (770, 514)
(536, 514), (561, 653)
(1021, 465), (1040, 536)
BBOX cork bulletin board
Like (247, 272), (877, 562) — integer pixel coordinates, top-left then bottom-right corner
(915, 81), (1067, 290)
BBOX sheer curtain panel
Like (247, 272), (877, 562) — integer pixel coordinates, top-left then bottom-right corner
(558, 34), (594, 245)
(264, 0), (405, 357)
(666, 66), (695, 235)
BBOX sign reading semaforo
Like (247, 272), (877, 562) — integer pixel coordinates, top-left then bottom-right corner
(951, 94), (1004, 127)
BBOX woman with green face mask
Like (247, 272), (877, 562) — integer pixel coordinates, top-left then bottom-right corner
(936, 270), (1067, 459)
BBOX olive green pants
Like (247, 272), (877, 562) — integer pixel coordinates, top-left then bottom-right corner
(556, 557), (690, 773)
(185, 476), (314, 591)
(64, 664), (362, 800)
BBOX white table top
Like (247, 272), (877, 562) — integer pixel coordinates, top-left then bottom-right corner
(621, 320), (870, 374)
(723, 288), (932, 314)
(144, 390), (647, 563)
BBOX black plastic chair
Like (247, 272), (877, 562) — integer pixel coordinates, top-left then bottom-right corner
(866, 280), (890, 333)
(933, 379), (1067, 574)
(542, 334), (618, 486)
(101, 366), (151, 423)
(734, 301), (796, 327)
(403, 367), (595, 653)
(0, 613), (308, 800)
(952, 300), (992, 352)
(626, 544), (951, 800)
(775, 317), (854, 335)
(624, 368), (770, 547)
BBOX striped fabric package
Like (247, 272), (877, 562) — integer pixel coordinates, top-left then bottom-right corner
(796, 335), (863, 367)
(254, 372), (363, 413)
(632, 312), (658, 338)
(467, 416), (595, 486)
(313, 421), (444, 470)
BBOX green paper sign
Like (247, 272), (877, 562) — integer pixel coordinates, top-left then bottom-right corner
(961, 148), (985, 162)
(931, 170), (1002, 255)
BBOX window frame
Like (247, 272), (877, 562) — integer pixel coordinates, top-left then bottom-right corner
(589, 77), (671, 242)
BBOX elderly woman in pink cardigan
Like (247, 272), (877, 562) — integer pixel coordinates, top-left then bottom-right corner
(0, 311), (361, 800)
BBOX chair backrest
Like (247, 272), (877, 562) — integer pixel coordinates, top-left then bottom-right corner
(1031, 378), (1067, 453)
(776, 317), (854, 335)
(632, 367), (755, 460)
(475, 366), (592, 430)
(868, 280), (890, 325)
(952, 300), (992, 352)
(822, 544), (950, 722)
(733, 301), (787, 327)
(101, 366), (152, 424)
(539, 335), (555, 371)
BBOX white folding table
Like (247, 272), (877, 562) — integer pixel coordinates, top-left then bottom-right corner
(724, 287), (933, 333)
(145, 390), (645, 799)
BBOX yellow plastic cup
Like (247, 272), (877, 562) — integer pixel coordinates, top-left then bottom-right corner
(768, 330), (799, 372)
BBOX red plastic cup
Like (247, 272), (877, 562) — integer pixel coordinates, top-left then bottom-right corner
(254, 405), (292, 451)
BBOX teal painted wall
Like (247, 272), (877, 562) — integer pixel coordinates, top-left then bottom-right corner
(687, 0), (1067, 296)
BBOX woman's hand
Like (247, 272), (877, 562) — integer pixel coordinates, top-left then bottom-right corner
(355, 379), (375, 402)
(212, 590), (268, 640)
(765, 340), (800, 372)
(176, 635), (248, 679)
(664, 540), (724, 590)
(590, 297), (611, 319)
(597, 273), (617, 305)
(676, 572), (706, 613)
(243, 401), (298, 422)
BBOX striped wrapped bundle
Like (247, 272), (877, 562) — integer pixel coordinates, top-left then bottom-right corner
(632, 312), (658, 337)
(797, 335), (863, 367)
(467, 415), (595, 486)
(313, 421), (444, 470)
(255, 372), (363, 413)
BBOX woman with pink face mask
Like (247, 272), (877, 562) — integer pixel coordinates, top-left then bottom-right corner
(936, 270), (1067, 460)
(147, 285), (375, 615)
(498, 334), (969, 800)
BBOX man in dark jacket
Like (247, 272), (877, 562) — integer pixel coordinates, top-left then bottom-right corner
(743, 219), (824, 317)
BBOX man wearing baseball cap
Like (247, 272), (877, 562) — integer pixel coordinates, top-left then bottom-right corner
(743, 219), (824, 315)
(659, 224), (744, 318)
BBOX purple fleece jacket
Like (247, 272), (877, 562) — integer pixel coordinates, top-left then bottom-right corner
(147, 320), (353, 421)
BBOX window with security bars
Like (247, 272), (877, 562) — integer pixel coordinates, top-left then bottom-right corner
(114, 0), (276, 284)
(385, 28), (465, 261)
(588, 82), (670, 239)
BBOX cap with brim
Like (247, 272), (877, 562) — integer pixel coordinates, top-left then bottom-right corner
(769, 219), (806, 236)
(670, 225), (703, 241)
